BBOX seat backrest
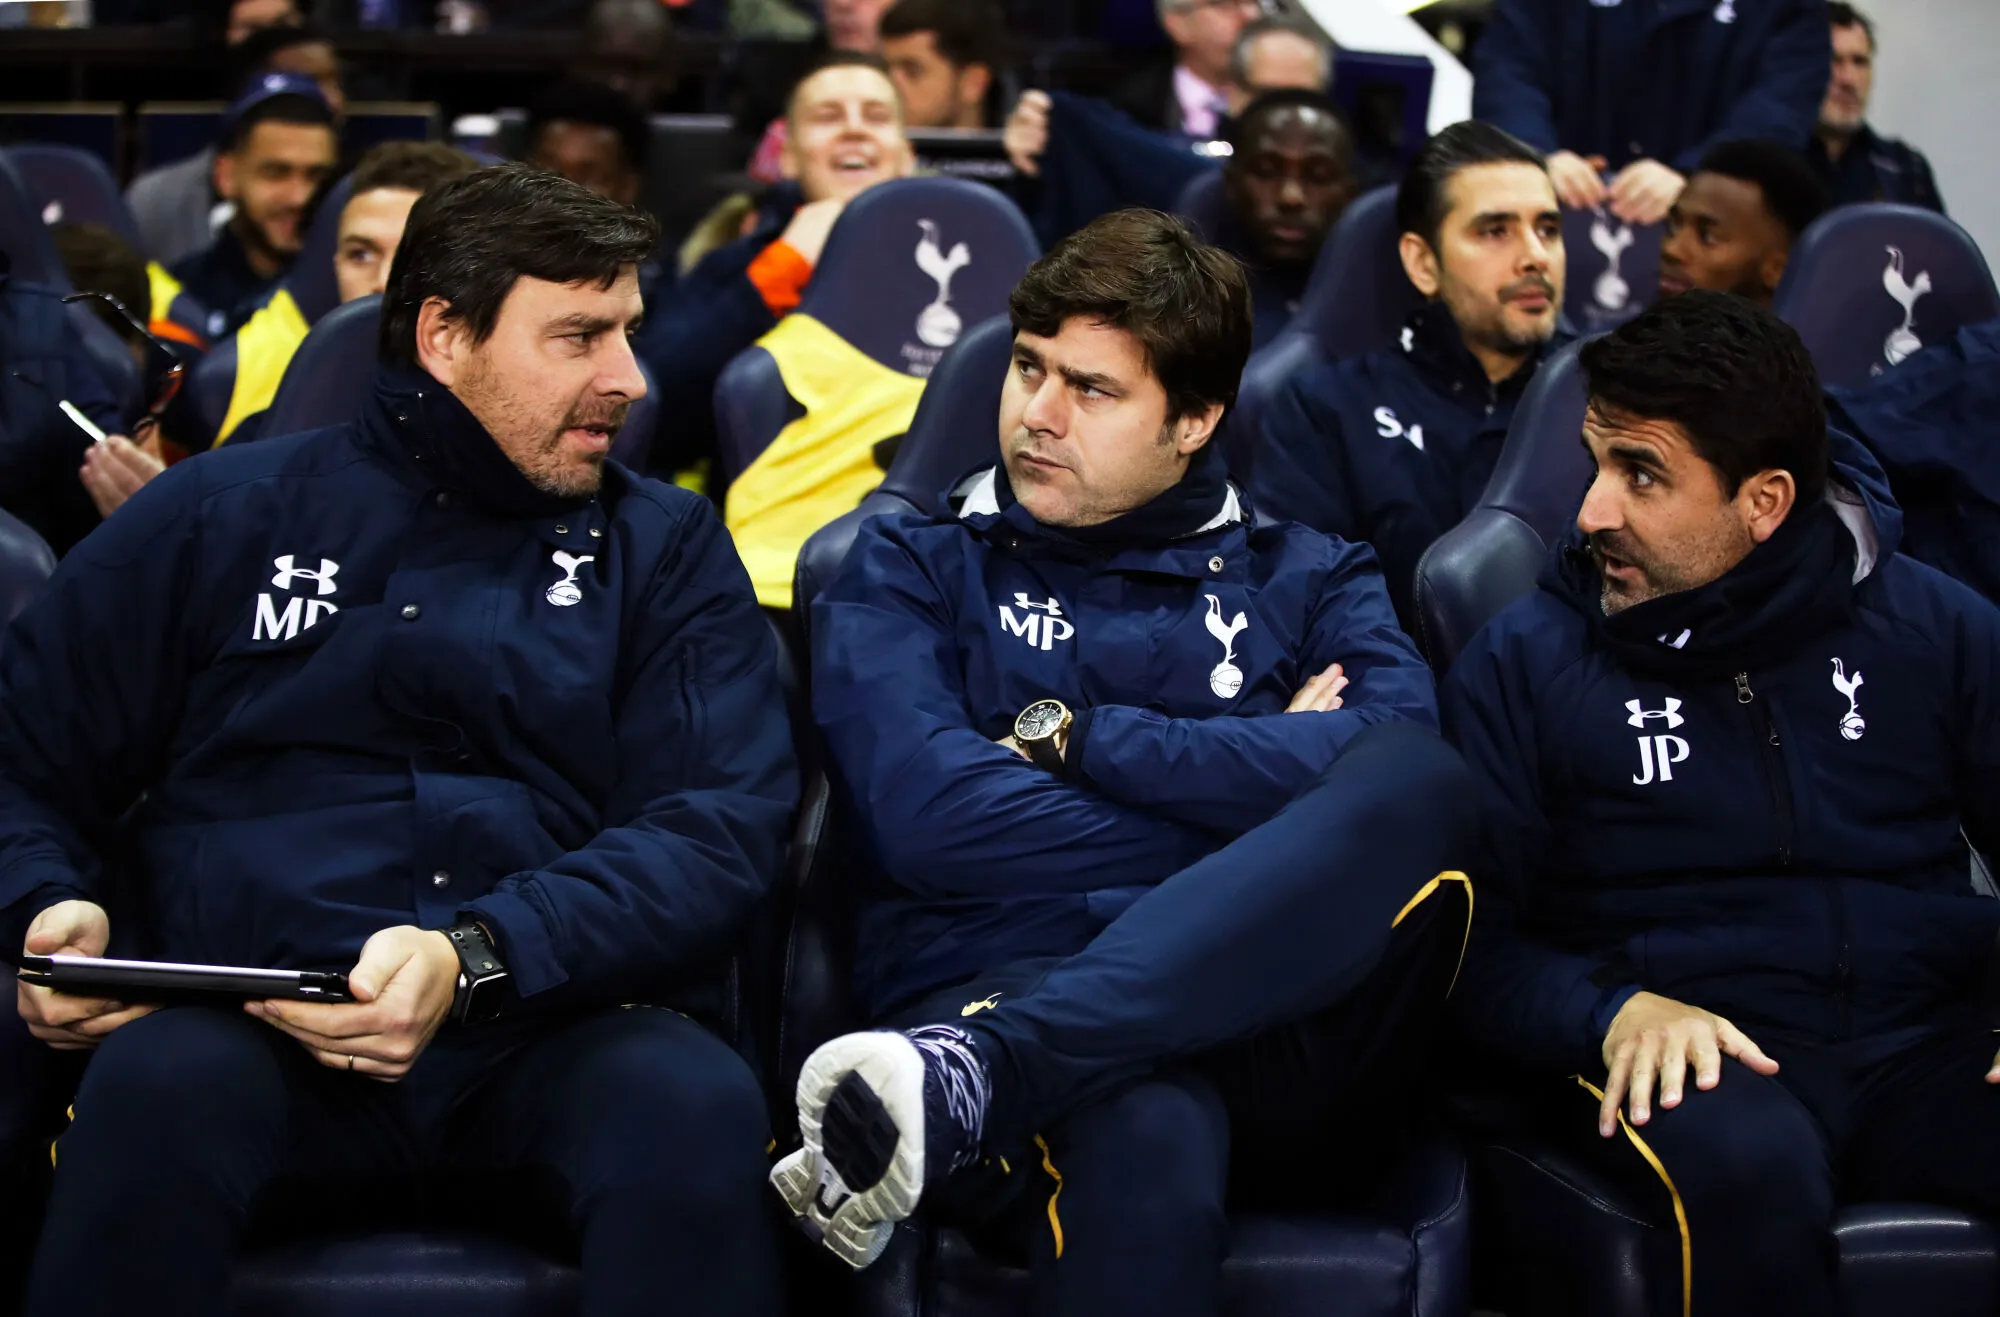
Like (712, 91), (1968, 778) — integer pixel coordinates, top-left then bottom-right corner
(0, 508), (56, 622)
(791, 313), (1017, 623)
(1774, 203), (2000, 390)
(260, 293), (382, 438)
(136, 103), (223, 173)
(1221, 184), (1417, 481)
(0, 107), (120, 173)
(713, 176), (1038, 487)
(1561, 202), (1660, 335)
(283, 173), (356, 328)
(7, 144), (141, 246)
(1411, 341), (1589, 671)
(1171, 167), (1234, 245)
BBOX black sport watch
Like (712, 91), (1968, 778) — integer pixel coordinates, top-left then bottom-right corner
(445, 921), (510, 1025)
(1013, 699), (1072, 773)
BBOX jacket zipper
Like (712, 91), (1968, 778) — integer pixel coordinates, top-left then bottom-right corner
(1736, 670), (1852, 1034)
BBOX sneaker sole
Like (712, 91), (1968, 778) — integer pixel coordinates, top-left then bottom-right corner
(770, 1032), (928, 1270)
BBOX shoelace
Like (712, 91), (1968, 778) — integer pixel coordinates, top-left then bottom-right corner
(906, 1024), (989, 1175)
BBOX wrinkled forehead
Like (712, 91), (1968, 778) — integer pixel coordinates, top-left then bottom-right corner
(791, 65), (903, 122)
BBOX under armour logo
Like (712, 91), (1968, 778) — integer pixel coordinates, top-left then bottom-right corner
(271, 555), (339, 596)
(999, 594), (1074, 650)
(1012, 594), (1063, 615)
(1625, 698), (1684, 729)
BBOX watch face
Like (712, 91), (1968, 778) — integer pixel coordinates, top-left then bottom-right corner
(1017, 699), (1066, 741)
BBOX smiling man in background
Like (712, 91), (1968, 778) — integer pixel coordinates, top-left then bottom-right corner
(1252, 121), (1569, 626)
(636, 53), (916, 489)
(166, 74), (338, 336)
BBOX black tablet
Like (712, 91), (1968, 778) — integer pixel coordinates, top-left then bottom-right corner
(17, 954), (352, 1004)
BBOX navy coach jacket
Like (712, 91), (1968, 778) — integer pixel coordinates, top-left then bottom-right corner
(1251, 305), (1566, 626)
(1441, 434), (2000, 1072)
(1472, 0), (1831, 172)
(812, 443), (1439, 1017)
(0, 366), (798, 1015)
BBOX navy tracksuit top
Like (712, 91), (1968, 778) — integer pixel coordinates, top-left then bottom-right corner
(811, 444), (1441, 1016)
(0, 366), (798, 1014)
(1442, 433), (2000, 1071)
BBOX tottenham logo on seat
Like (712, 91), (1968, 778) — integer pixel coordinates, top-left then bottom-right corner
(546, 550), (594, 607)
(914, 220), (972, 349)
(1626, 698), (1689, 785)
(998, 593), (1073, 650)
(253, 554), (341, 641)
(1881, 246), (1933, 366)
(1590, 214), (1637, 312)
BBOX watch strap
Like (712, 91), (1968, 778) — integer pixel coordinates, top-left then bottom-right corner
(1025, 733), (1064, 773)
(445, 921), (507, 1024)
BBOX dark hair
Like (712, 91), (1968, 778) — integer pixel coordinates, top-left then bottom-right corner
(1396, 120), (1546, 249)
(879, 0), (1006, 72)
(50, 222), (150, 346)
(1827, 2), (1874, 47)
(1580, 289), (1828, 505)
(380, 163), (660, 368)
(351, 140), (480, 198)
(1009, 209), (1253, 422)
(1224, 89), (1351, 158)
(526, 79), (650, 174)
(230, 22), (333, 92)
(1230, 15), (1335, 90)
(1693, 139), (1828, 240)
(222, 93), (336, 153)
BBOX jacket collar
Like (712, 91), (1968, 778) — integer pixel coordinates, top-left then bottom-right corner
(951, 443), (1249, 575)
(1399, 301), (1550, 409)
(355, 364), (596, 521)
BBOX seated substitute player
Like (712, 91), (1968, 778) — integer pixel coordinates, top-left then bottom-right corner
(1443, 291), (2000, 1317)
(774, 209), (1477, 1315)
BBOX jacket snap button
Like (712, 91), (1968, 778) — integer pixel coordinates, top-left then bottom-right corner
(431, 870), (451, 888)
(1208, 556), (1224, 573)
(589, 527), (602, 539)
(401, 603), (421, 620)
(555, 524), (568, 535)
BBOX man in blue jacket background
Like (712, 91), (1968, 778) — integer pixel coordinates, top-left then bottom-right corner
(1443, 291), (2000, 1317)
(1252, 121), (1569, 628)
(8, 165), (796, 1317)
(772, 209), (1475, 1313)
(1473, 0), (1831, 226)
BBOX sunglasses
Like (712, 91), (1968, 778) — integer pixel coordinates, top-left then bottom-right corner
(61, 291), (189, 426)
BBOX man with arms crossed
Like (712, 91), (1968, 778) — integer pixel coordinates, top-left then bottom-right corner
(776, 209), (1475, 1315)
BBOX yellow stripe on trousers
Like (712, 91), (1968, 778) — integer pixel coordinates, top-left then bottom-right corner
(1389, 870), (1474, 995)
(1575, 1076), (1692, 1317)
(1033, 1134), (1064, 1259)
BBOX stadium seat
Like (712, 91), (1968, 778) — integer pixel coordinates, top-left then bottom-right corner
(1221, 184), (1420, 483)
(255, 291), (659, 470)
(781, 316), (1476, 1317)
(0, 150), (145, 424)
(1410, 340), (1589, 671)
(6, 144), (142, 246)
(1561, 202), (1659, 336)
(1171, 167), (1234, 246)
(1774, 202), (2000, 390)
(228, 1233), (578, 1317)
(712, 175), (1040, 491)
(1473, 1126), (2000, 1317)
